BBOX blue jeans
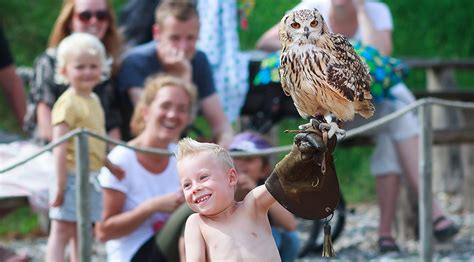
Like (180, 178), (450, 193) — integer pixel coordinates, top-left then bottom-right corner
(272, 227), (300, 262)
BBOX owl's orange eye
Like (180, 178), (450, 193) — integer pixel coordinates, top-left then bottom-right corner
(291, 22), (301, 29)
(310, 20), (318, 27)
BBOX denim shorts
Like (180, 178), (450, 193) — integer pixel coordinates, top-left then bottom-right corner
(49, 171), (102, 222)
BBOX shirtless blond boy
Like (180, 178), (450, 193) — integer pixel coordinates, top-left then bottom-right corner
(177, 137), (281, 261)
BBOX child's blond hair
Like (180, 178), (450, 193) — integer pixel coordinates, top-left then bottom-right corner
(130, 74), (198, 136)
(55, 32), (109, 84)
(177, 137), (234, 171)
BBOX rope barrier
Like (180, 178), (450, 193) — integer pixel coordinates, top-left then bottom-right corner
(0, 129), (80, 173)
(344, 98), (424, 139)
(345, 97), (474, 139)
(1, 97), (474, 175)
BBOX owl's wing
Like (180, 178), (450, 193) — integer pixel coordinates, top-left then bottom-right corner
(324, 34), (372, 102)
(279, 49), (293, 97)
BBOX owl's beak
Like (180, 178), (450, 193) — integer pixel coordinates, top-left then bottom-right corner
(304, 26), (310, 38)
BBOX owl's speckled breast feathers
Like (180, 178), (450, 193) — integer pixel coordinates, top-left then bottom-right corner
(279, 8), (374, 121)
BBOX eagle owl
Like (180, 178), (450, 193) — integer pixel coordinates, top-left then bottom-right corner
(279, 9), (374, 136)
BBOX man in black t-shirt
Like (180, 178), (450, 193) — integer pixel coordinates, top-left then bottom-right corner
(117, 1), (233, 145)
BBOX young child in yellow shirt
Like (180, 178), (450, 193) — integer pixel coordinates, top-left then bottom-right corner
(46, 32), (123, 261)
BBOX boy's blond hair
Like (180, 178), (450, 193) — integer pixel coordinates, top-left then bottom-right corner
(130, 74), (198, 136)
(177, 137), (235, 171)
(55, 32), (109, 84)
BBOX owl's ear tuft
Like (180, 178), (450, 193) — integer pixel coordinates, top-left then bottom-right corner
(283, 14), (290, 25)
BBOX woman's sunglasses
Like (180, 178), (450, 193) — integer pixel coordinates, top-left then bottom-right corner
(76, 10), (109, 22)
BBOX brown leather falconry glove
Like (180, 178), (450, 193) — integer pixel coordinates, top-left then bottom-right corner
(265, 128), (340, 219)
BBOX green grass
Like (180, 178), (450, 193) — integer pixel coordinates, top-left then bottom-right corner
(0, 96), (22, 134)
(385, 0), (474, 90)
(0, 207), (39, 237)
(334, 147), (375, 203)
(239, 0), (299, 50)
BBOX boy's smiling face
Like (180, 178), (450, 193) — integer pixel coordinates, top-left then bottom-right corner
(179, 152), (237, 215)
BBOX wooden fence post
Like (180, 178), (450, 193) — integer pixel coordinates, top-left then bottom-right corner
(419, 100), (433, 262)
(76, 129), (91, 262)
(427, 68), (464, 194)
(460, 113), (474, 211)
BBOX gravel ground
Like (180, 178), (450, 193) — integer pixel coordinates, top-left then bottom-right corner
(1, 200), (473, 262)
(297, 203), (474, 262)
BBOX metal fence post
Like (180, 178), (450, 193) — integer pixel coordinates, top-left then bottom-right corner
(75, 129), (91, 262)
(418, 100), (433, 262)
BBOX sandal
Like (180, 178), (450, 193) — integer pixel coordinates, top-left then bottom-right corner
(378, 236), (400, 253)
(433, 216), (459, 242)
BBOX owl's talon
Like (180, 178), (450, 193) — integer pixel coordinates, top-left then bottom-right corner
(310, 118), (320, 128)
(319, 122), (345, 139)
(298, 122), (312, 130)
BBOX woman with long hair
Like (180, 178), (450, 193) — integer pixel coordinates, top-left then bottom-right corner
(25, 0), (123, 144)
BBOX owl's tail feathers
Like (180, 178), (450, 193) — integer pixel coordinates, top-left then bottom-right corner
(355, 100), (375, 119)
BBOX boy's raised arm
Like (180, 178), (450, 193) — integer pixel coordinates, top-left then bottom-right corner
(184, 214), (207, 262)
(251, 185), (276, 213)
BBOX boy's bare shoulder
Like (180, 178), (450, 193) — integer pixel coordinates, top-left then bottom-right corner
(185, 213), (203, 233)
(187, 212), (201, 223)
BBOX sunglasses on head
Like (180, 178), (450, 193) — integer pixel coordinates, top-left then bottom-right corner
(76, 10), (109, 22)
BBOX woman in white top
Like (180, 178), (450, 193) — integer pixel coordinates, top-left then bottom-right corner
(96, 75), (197, 261)
(256, 0), (458, 253)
